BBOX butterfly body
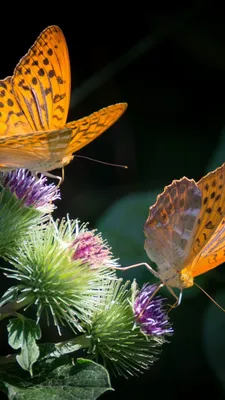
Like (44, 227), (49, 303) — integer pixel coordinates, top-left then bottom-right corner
(0, 26), (127, 174)
(144, 163), (225, 292)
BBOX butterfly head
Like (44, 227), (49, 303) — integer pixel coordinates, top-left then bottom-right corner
(179, 267), (194, 288)
(61, 155), (74, 167)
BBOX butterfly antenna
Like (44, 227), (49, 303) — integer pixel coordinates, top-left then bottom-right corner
(194, 281), (225, 312)
(74, 154), (128, 169)
(42, 171), (63, 186)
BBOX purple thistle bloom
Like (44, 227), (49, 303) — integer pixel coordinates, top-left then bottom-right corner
(134, 284), (173, 336)
(3, 169), (60, 213)
(72, 229), (117, 269)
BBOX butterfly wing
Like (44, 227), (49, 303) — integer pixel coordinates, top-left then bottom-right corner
(12, 25), (70, 131)
(0, 26), (126, 173)
(144, 178), (202, 274)
(65, 103), (127, 154)
(181, 163), (225, 277)
(187, 219), (225, 277)
(0, 127), (72, 171)
(0, 77), (31, 136)
(0, 103), (127, 172)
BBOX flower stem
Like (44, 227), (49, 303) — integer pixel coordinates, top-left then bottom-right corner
(54, 334), (91, 353)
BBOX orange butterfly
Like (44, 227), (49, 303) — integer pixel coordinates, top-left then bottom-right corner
(0, 25), (127, 179)
(115, 163), (225, 307)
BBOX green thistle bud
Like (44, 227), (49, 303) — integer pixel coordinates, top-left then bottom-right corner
(84, 279), (167, 377)
(1, 217), (117, 333)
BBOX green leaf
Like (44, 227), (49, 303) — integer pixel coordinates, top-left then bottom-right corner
(1, 358), (113, 400)
(7, 317), (41, 376)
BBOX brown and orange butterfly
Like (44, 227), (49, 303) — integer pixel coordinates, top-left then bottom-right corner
(115, 163), (225, 307)
(0, 25), (127, 179)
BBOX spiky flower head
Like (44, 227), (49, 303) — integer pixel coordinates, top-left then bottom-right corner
(1, 217), (117, 334)
(133, 283), (173, 336)
(71, 222), (119, 269)
(2, 169), (60, 213)
(85, 280), (167, 377)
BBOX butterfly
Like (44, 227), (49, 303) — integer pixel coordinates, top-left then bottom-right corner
(115, 163), (225, 307)
(0, 25), (127, 179)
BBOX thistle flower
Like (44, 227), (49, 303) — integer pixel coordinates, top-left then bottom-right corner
(1, 217), (117, 334)
(51, 217), (119, 270)
(134, 284), (173, 336)
(2, 169), (60, 213)
(85, 280), (167, 377)
(71, 222), (119, 269)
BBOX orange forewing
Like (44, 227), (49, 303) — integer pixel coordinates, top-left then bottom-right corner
(66, 103), (127, 154)
(181, 163), (225, 279)
(12, 25), (71, 131)
(0, 26), (127, 173)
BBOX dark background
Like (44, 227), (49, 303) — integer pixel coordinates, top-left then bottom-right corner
(2, 1), (225, 398)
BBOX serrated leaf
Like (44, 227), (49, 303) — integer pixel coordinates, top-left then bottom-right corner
(1, 358), (113, 400)
(7, 317), (41, 376)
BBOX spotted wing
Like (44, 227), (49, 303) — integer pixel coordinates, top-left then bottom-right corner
(12, 25), (70, 132)
(65, 103), (127, 154)
(187, 219), (225, 277)
(144, 178), (202, 273)
(0, 77), (31, 136)
(182, 163), (225, 277)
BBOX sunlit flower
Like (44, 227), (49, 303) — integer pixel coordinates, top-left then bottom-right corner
(72, 227), (118, 269)
(2, 218), (116, 334)
(134, 284), (173, 336)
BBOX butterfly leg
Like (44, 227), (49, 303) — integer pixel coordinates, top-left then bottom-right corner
(43, 171), (63, 187)
(111, 262), (161, 279)
(177, 290), (183, 306)
(167, 288), (183, 312)
(33, 171), (63, 186)
(33, 172), (40, 181)
(61, 167), (65, 184)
